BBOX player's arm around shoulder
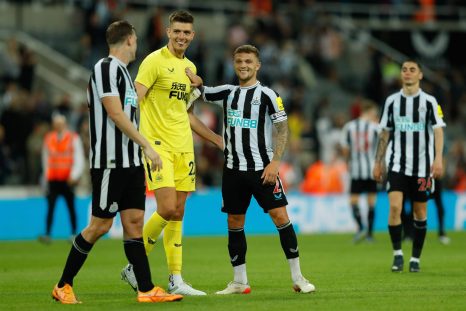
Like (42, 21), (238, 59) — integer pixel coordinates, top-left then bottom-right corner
(188, 108), (223, 150)
(184, 69), (223, 150)
(185, 67), (202, 87)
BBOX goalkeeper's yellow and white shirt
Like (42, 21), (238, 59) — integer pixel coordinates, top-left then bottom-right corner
(136, 46), (196, 152)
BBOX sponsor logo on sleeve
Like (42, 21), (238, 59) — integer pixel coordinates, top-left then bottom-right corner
(437, 105), (444, 118)
(276, 96), (284, 111)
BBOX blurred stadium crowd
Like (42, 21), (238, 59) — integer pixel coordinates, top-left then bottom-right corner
(0, 0), (465, 193)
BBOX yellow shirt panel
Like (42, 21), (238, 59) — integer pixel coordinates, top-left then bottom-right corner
(136, 46), (196, 152)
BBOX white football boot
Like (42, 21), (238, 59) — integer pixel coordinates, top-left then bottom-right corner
(292, 276), (315, 293)
(120, 264), (138, 292)
(216, 281), (251, 295)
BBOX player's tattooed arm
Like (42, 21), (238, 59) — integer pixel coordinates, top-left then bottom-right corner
(373, 130), (389, 183)
(272, 120), (289, 161)
(374, 130), (390, 164)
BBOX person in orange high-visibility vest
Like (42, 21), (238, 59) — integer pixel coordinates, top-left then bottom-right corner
(39, 113), (85, 244)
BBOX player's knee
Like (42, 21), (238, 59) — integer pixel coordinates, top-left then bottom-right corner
(227, 214), (245, 228)
(269, 207), (289, 225)
(270, 214), (289, 227)
(171, 208), (185, 220)
(413, 210), (427, 220)
(388, 204), (401, 218)
(155, 203), (178, 220)
(123, 227), (143, 239)
(122, 218), (143, 233)
(389, 203), (402, 213)
(87, 222), (112, 240)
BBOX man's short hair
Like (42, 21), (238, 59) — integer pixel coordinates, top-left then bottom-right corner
(52, 112), (67, 123)
(106, 20), (135, 46)
(360, 100), (377, 113)
(169, 10), (194, 25)
(403, 59), (422, 71)
(233, 45), (260, 59)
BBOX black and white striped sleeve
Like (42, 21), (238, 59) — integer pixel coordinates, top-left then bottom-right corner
(95, 58), (120, 99)
(428, 96), (446, 129)
(202, 85), (235, 106)
(263, 87), (287, 123)
(379, 94), (394, 131)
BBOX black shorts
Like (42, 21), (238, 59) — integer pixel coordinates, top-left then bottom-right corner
(350, 179), (377, 194)
(387, 171), (432, 203)
(90, 166), (146, 218)
(221, 167), (288, 215)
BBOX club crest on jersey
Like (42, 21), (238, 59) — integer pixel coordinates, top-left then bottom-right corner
(251, 97), (260, 105)
(273, 181), (283, 200)
(109, 202), (118, 213)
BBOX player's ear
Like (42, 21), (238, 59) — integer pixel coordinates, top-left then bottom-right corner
(256, 61), (261, 71)
(419, 71), (423, 81)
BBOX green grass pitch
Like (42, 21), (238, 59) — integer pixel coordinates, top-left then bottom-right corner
(1, 232), (465, 310)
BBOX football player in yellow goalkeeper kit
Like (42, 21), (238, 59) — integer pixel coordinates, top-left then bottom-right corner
(121, 10), (221, 295)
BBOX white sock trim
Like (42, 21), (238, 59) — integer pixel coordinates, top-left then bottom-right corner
(393, 249), (403, 256)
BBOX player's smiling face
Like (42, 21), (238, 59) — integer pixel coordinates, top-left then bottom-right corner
(167, 22), (195, 57)
(401, 61), (422, 87)
(234, 52), (261, 86)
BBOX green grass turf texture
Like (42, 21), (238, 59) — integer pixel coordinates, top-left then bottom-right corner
(1, 232), (465, 311)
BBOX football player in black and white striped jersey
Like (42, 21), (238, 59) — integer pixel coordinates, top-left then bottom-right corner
(52, 20), (182, 304)
(340, 101), (379, 243)
(373, 60), (446, 273)
(187, 45), (315, 294)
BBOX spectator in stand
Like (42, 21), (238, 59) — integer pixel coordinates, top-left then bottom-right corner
(0, 37), (20, 87)
(17, 44), (36, 92)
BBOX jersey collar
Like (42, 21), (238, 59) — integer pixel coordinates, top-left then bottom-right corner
(240, 81), (260, 90)
(108, 55), (127, 67)
(400, 88), (421, 98)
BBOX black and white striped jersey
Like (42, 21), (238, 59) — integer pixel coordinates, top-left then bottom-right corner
(340, 118), (379, 180)
(202, 81), (287, 171)
(379, 88), (446, 178)
(87, 56), (142, 169)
